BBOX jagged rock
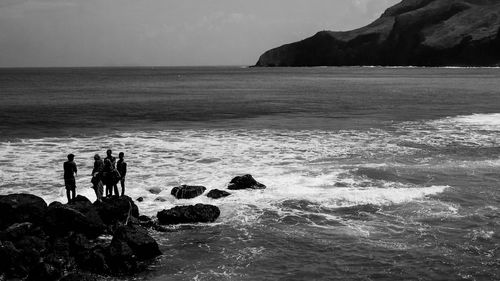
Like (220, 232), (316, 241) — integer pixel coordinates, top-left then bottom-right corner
(171, 185), (207, 199)
(136, 197), (144, 202)
(0, 222), (35, 241)
(94, 196), (139, 225)
(44, 203), (105, 239)
(206, 189), (231, 199)
(107, 239), (138, 273)
(0, 240), (26, 278)
(148, 187), (162, 195)
(138, 215), (154, 228)
(111, 224), (162, 260)
(256, 0), (500, 67)
(0, 193), (47, 229)
(77, 245), (109, 273)
(228, 174), (266, 190)
(157, 204), (220, 225)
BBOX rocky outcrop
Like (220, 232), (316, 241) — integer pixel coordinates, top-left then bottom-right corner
(256, 0), (500, 67)
(228, 174), (266, 190)
(0, 193), (161, 280)
(206, 189), (231, 199)
(171, 185), (207, 199)
(0, 193), (48, 229)
(157, 204), (220, 225)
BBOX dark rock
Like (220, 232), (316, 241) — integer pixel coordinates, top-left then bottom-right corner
(0, 222), (35, 241)
(112, 224), (162, 260)
(26, 262), (60, 281)
(138, 215), (154, 228)
(107, 239), (138, 273)
(0, 193), (47, 229)
(67, 196), (106, 232)
(157, 204), (220, 225)
(171, 185), (207, 199)
(256, 0), (500, 67)
(137, 197), (144, 202)
(207, 189), (231, 199)
(228, 174), (266, 190)
(155, 196), (167, 202)
(94, 196), (139, 225)
(0, 240), (26, 278)
(44, 203), (105, 239)
(77, 245), (109, 273)
(59, 272), (98, 281)
(148, 187), (162, 195)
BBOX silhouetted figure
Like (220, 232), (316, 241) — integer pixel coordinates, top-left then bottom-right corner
(91, 154), (104, 202)
(105, 149), (119, 195)
(63, 153), (77, 203)
(117, 152), (127, 196)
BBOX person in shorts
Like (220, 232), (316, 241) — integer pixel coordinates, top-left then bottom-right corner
(117, 152), (127, 196)
(64, 153), (78, 203)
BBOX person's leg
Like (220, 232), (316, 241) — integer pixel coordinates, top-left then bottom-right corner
(120, 178), (125, 196)
(66, 189), (71, 203)
(71, 188), (76, 200)
(113, 184), (119, 197)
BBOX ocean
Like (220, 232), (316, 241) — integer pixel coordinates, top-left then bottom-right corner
(0, 67), (499, 280)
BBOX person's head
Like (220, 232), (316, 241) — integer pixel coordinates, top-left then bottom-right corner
(94, 154), (100, 160)
(106, 149), (112, 156)
(104, 158), (111, 167)
(119, 152), (124, 159)
(67, 154), (75, 161)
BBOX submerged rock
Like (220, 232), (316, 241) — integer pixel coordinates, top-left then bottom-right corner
(0, 193), (48, 230)
(157, 204), (220, 225)
(148, 187), (162, 195)
(171, 185), (207, 199)
(206, 189), (231, 199)
(228, 174), (266, 190)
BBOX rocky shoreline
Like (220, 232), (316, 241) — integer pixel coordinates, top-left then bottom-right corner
(0, 174), (265, 280)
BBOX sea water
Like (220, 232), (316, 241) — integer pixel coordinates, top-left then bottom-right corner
(0, 67), (499, 280)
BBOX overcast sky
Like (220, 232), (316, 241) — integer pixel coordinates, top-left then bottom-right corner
(0, 0), (399, 67)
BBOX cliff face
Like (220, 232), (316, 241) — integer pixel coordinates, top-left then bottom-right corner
(256, 0), (500, 67)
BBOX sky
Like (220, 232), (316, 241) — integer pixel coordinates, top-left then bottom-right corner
(0, 0), (400, 67)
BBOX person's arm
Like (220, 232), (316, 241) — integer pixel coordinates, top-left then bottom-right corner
(74, 162), (78, 176)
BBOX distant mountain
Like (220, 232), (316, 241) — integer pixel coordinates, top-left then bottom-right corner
(256, 0), (500, 67)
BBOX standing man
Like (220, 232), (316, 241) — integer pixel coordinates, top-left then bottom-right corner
(105, 149), (119, 196)
(64, 153), (78, 203)
(117, 152), (127, 196)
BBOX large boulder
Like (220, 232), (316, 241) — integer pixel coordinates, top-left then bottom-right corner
(94, 196), (139, 225)
(0, 193), (47, 229)
(111, 224), (162, 260)
(44, 203), (105, 239)
(171, 185), (207, 199)
(206, 189), (231, 199)
(227, 174), (266, 190)
(157, 204), (220, 225)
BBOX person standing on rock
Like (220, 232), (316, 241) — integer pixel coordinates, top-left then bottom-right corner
(105, 149), (119, 196)
(63, 153), (78, 203)
(117, 152), (127, 196)
(91, 154), (104, 202)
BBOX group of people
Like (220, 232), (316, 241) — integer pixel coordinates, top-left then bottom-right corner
(63, 149), (127, 203)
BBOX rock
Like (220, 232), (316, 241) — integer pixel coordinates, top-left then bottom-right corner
(157, 204), (220, 225)
(228, 174), (266, 190)
(44, 203), (105, 239)
(107, 239), (138, 273)
(0, 193), (47, 229)
(154, 196), (167, 202)
(206, 189), (231, 199)
(256, 0), (500, 67)
(136, 197), (144, 202)
(0, 240), (26, 278)
(0, 222), (35, 241)
(94, 196), (139, 225)
(171, 185), (207, 199)
(77, 245), (109, 274)
(111, 224), (162, 260)
(138, 215), (154, 228)
(59, 272), (98, 281)
(26, 262), (60, 281)
(67, 196), (106, 231)
(148, 187), (162, 195)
